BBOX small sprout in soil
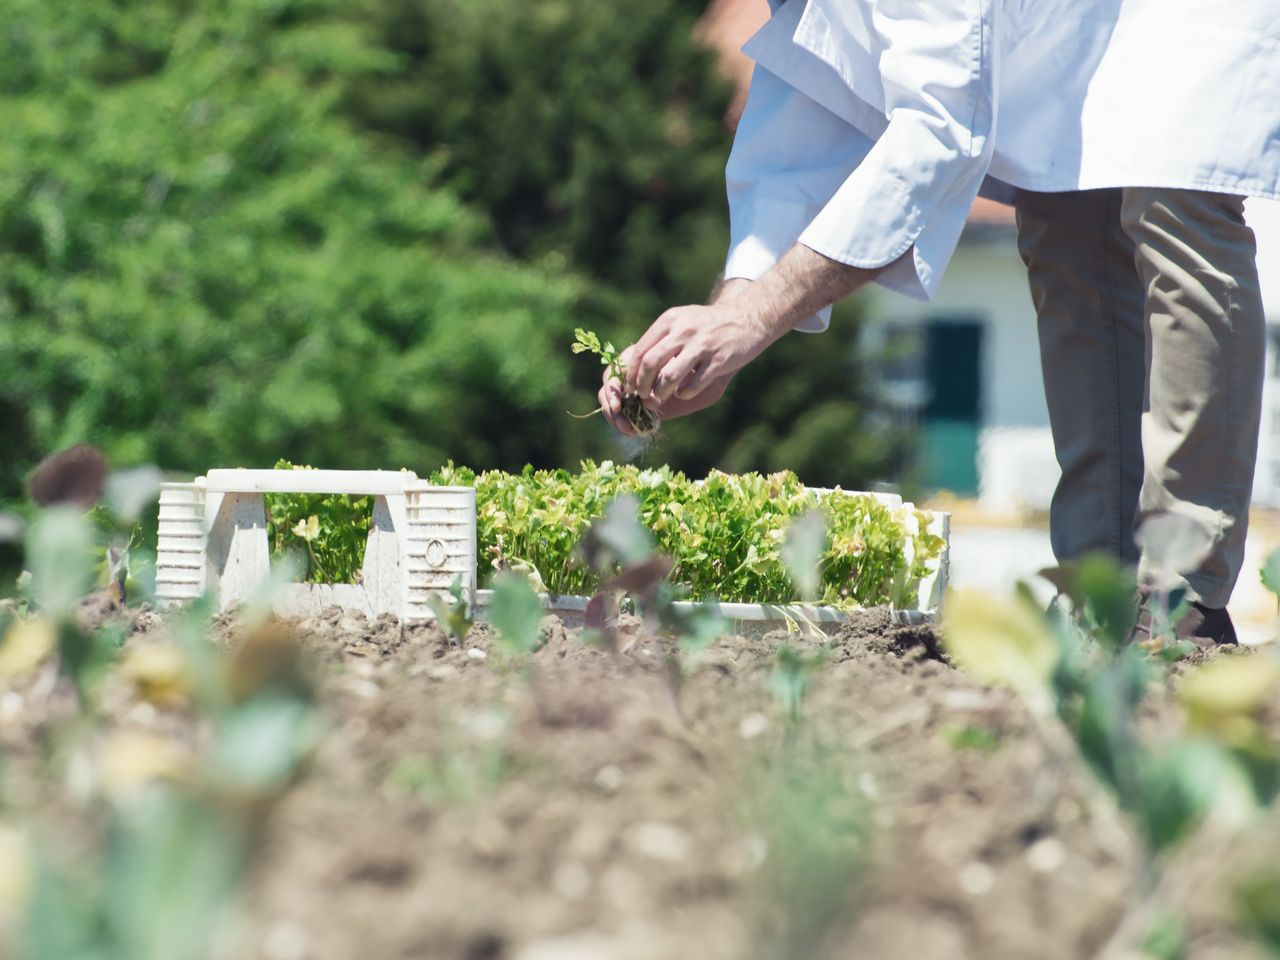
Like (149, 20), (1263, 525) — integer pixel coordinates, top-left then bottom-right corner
(427, 575), (472, 646)
(771, 644), (826, 725)
(943, 724), (1002, 753)
(488, 572), (546, 657)
(569, 327), (661, 438)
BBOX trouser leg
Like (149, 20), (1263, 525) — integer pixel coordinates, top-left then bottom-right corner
(1014, 188), (1146, 565)
(1121, 188), (1266, 608)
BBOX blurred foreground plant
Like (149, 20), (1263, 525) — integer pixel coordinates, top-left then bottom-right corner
(1, 475), (321, 960)
(944, 545), (1280, 958)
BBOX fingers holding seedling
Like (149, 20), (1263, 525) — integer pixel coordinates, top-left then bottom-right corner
(572, 327), (661, 439)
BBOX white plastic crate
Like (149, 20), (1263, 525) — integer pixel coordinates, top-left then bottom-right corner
(155, 469), (475, 620)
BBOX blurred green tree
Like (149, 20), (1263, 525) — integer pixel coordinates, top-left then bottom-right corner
(0, 0), (906, 523)
(349, 0), (904, 490)
(349, 0), (734, 310)
(0, 0), (600, 511)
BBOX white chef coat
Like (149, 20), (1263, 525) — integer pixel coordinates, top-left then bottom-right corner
(725, 0), (1280, 329)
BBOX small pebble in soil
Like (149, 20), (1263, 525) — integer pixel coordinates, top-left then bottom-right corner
(460, 708), (508, 741)
(514, 935), (618, 960)
(568, 820), (613, 860)
(720, 834), (768, 876)
(126, 701), (158, 727)
(467, 647), (488, 661)
(858, 771), (880, 800)
(941, 689), (1000, 711)
(626, 821), (693, 863)
(1025, 836), (1067, 873)
(552, 860), (592, 901)
(0, 691), (24, 721)
(262, 920), (310, 960)
(958, 860), (995, 896)
(470, 816), (512, 860)
(594, 764), (624, 794)
(340, 677), (380, 700)
(737, 712), (769, 740)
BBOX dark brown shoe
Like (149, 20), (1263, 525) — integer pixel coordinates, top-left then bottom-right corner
(1133, 594), (1238, 649)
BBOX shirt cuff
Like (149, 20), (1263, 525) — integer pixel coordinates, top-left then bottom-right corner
(724, 226), (833, 334)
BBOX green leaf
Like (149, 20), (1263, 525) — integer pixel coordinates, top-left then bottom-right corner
(488, 572), (544, 656)
(1076, 554), (1138, 649)
(25, 508), (96, 622)
(770, 644), (825, 723)
(102, 787), (244, 960)
(210, 695), (320, 792)
(1141, 913), (1186, 960)
(942, 589), (1058, 705)
(1262, 547), (1280, 599)
(1236, 869), (1280, 954)
(781, 510), (826, 602)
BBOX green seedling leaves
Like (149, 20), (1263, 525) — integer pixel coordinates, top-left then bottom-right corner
(266, 461), (373, 584)
(1180, 655), (1280, 747)
(1236, 869), (1280, 956)
(1141, 913), (1186, 960)
(1137, 739), (1258, 850)
(428, 575), (472, 644)
(101, 786), (243, 960)
(489, 572), (545, 656)
(25, 508), (96, 622)
(210, 694), (321, 794)
(426, 462), (940, 608)
(572, 327), (626, 381)
(670, 601), (729, 667)
(781, 509), (826, 602)
(1262, 549), (1280, 631)
(580, 494), (654, 571)
(943, 588), (1058, 709)
(944, 724), (1002, 753)
(750, 733), (872, 958)
(1069, 650), (1150, 803)
(771, 644), (825, 724)
(1040, 555), (1138, 649)
(1047, 555), (1139, 649)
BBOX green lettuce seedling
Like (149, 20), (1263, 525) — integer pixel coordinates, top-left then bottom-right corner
(571, 328), (660, 437)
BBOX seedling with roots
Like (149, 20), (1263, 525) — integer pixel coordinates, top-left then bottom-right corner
(570, 327), (661, 438)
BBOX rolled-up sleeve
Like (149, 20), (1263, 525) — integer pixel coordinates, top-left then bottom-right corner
(796, 0), (998, 300)
(724, 64), (876, 331)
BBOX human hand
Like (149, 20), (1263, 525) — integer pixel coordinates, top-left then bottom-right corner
(625, 300), (774, 405)
(598, 345), (734, 436)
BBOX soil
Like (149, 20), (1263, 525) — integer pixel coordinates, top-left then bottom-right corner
(5, 607), (1275, 960)
(237, 610), (1271, 960)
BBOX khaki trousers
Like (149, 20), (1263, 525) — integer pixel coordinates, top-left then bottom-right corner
(1014, 188), (1266, 608)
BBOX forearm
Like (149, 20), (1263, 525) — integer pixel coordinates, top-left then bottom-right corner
(709, 275), (753, 304)
(736, 243), (879, 345)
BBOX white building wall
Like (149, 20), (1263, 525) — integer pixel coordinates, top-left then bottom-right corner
(866, 236), (1059, 512)
(1247, 198), (1280, 507)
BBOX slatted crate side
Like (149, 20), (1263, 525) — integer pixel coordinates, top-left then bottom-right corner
(155, 482), (207, 604)
(402, 484), (477, 620)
